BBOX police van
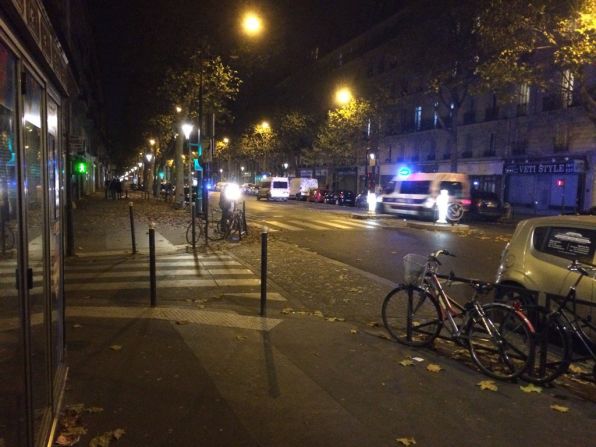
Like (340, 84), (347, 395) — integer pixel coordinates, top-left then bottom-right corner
(380, 172), (471, 219)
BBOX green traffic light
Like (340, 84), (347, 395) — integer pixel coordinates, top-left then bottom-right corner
(75, 161), (87, 174)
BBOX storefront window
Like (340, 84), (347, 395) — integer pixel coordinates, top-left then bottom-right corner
(23, 70), (50, 441)
(0, 41), (25, 447)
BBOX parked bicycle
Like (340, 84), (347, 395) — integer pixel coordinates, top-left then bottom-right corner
(185, 205), (247, 244)
(500, 260), (596, 384)
(382, 250), (535, 380)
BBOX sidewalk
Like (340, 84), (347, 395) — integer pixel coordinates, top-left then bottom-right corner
(57, 194), (596, 447)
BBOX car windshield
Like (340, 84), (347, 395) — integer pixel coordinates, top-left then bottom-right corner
(273, 181), (288, 188)
(399, 181), (431, 195)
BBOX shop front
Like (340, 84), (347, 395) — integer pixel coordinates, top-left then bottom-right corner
(1, 3), (67, 446)
(503, 157), (588, 214)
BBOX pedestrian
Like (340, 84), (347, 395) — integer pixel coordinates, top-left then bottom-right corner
(122, 178), (129, 199)
(104, 177), (110, 200)
(116, 178), (122, 199)
(109, 177), (117, 200)
(219, 184), (233, 232)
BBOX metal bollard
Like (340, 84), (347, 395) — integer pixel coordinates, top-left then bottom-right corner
(260, 227), (268, 316)
(191, 202), (196, 250)
(129, 202), (136, 254)
(149, 222), (157, 307)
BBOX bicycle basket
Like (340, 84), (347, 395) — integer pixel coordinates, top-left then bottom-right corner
(403, 253), (427, 285)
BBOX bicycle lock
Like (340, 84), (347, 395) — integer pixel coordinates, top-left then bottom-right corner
(129, 202), (136, 254)
(260, 226), (268, 316)
(149, 222), (157, 306)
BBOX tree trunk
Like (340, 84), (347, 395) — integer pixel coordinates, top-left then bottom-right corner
(175, 134), (185, 206)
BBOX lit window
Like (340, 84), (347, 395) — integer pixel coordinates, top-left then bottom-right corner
(414, 106), (422, 130)
(561, 70), (574, 107)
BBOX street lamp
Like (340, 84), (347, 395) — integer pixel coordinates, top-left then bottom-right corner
(335, 87), (353, 106)
(241, 11), (263, 37)
(283, 162), (288, 176)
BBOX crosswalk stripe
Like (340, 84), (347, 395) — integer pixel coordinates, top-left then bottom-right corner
(222, 292), (286, 301)
(311, 219), (352, 229)
(263, 220), (303, 231)
(293, 221), (330, 230)
(66, 268), (254, 280)
(329, 219), (376, 229)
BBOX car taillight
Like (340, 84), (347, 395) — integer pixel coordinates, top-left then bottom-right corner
(461, 199), (472, 206)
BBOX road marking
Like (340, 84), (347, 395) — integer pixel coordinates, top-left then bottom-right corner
(65, 260), (242, 270)
(312, 220), (352, 229)
(329, 219), (377, 229)
(263, 220), (304, 231)
(222, 292), (286, 301)
(67, 279), (217, 291)
(294, 221), (330, 230)
(65, 268), (254, 280)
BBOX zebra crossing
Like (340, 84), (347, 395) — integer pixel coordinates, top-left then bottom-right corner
(63, 253), (286, 303)
(253, 217), (380, 233)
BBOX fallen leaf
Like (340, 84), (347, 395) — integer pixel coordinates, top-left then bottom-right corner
(281, 308), (294, 315)
(235, 335), (247, 341)
(411, 357), (424, 362)
(55, 433), (80, 446)
(72, 323), (83, 328)
(350, 329), (358, 334)
(89, 431), (113, 447)
(550, 404), (569, 413)
(399, 359), (414, 367)
(520, 383), (542, 394)
(112, 428), (125, 440)
(568, 364), (587, 374)
(313, 310), (324, 318)
(109, 345), (122, 351)
(367, 321), (379, 327)
(85, 406), (104, 413)
(477, 380), (498, 391)
(396, 437), (417, 445)
(426, 364), (443, 373)
(175, 320), (190, 325)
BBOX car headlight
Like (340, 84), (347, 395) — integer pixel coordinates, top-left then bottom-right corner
(423, 197), (435, 208)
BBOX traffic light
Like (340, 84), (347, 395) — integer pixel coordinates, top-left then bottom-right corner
(74, 158), (87, 175)
(556, 178), (565, 188)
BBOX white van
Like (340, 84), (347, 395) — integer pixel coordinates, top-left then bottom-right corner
(380, 172), (471, 218)
(256, 177), (290, 201)
(289, 178), (319, 200)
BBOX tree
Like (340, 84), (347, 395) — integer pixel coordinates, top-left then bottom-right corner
(239, 123), (278, 173)
(476, 0), (596, 124)
(275, 111), (315, 168)
(309, 98), (372, 167)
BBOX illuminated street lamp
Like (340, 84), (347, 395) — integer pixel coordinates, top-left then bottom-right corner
(335, 87), (353, 106)
(182, 123), (193, 140)
(241, 11), (263, 36)
(145, 152), (153, 163)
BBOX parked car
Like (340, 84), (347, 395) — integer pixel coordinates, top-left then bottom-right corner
(325, 190), (356, 206)
(241, 183), (257, 195)
(289, 178), (319, 200)
(469, 191), (504, 220)
(496, 215), (596, 327)
(256, 177), (290, 201)
(215, 182), (227, 192)
(307, 188), (328, 203)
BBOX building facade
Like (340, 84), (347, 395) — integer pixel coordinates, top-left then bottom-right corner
(273, 10), (595, 214)
(0, 1), (106, 445)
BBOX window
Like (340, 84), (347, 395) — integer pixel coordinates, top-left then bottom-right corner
(272, 181), (288, 188)
(553, 124), (569, 152)
(414, 106), (422, 130)
(533, 227), (595, 265)
(433, 102), (439, 127)
(518, 83), (530, 115)
(561, 70), (574, 107)
(399, 181), (431, 194)
(439, 181), (464, 198)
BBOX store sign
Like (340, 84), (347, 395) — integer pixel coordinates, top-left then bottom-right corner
(504, 159), (585, 175)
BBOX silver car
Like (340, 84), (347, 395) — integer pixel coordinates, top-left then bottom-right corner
(496, 215), (596, 317)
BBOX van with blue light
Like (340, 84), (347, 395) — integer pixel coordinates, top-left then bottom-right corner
(380, 172), (471, 219)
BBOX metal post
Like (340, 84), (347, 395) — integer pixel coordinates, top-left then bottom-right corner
(149, 222), (157, 306)
(242, 200), (248, 235)
(129, 202), (136, 254)
(260, 227), (268, 316)
(191, 202), (196, 249)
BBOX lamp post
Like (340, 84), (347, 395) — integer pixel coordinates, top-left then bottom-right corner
(182, 123), (194, 205)
(283, 162), (288, 176)
(145, 151), (154, 199)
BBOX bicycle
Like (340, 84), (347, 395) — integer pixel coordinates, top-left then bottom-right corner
(501, 260), (596, 384)
(382, 250), (535, 380)
(185, 208), (223, 244)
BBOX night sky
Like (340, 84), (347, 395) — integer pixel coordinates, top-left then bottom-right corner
(89, 1), (404, 161)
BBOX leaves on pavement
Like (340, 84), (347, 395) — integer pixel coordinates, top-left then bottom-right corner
(73, 323), (83, 328)
(235, 335), (248, 341)
(399, 359), (414, 367)
(550, 404), (570, 413)
(109, 345), (122, 351)
(477, 380), (498, 391)
(520, 383), (542, 394)
(350, 328), (358, 334)
(112, 428), (126, 440)
(175, 320), (190, 325)
(396, 437), (417, 445)
(85, 406), (104, 414)
(568, 364), (587, 374)
(426, 363), (443, 373)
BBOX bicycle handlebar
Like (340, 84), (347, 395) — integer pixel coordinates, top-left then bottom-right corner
(428, 249), (456, 265)
(567, 259), (596, 277)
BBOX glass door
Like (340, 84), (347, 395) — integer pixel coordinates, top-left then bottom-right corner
(22, 69), (50, 442)
(0, 40), (26, 447)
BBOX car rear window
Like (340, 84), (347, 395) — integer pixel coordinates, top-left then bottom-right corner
(399, 181), (431, 195)
(533, 226), (596, 265)
(273, 181), (288, 188)
(439, 181), (464, 198)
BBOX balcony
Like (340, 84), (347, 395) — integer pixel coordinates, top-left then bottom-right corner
(463, 111), (476, 124)
(484, 107), (500, 121)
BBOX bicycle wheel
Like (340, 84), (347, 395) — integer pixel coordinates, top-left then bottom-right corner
(468, 303), (533, 380)
(521, 308), (571, 384)
(447, 203), (464, 223)
(185, 220), (203, 245)
(382, 285), (442, 347)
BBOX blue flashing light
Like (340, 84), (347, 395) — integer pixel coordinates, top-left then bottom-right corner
(398, 166), (411, 177)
